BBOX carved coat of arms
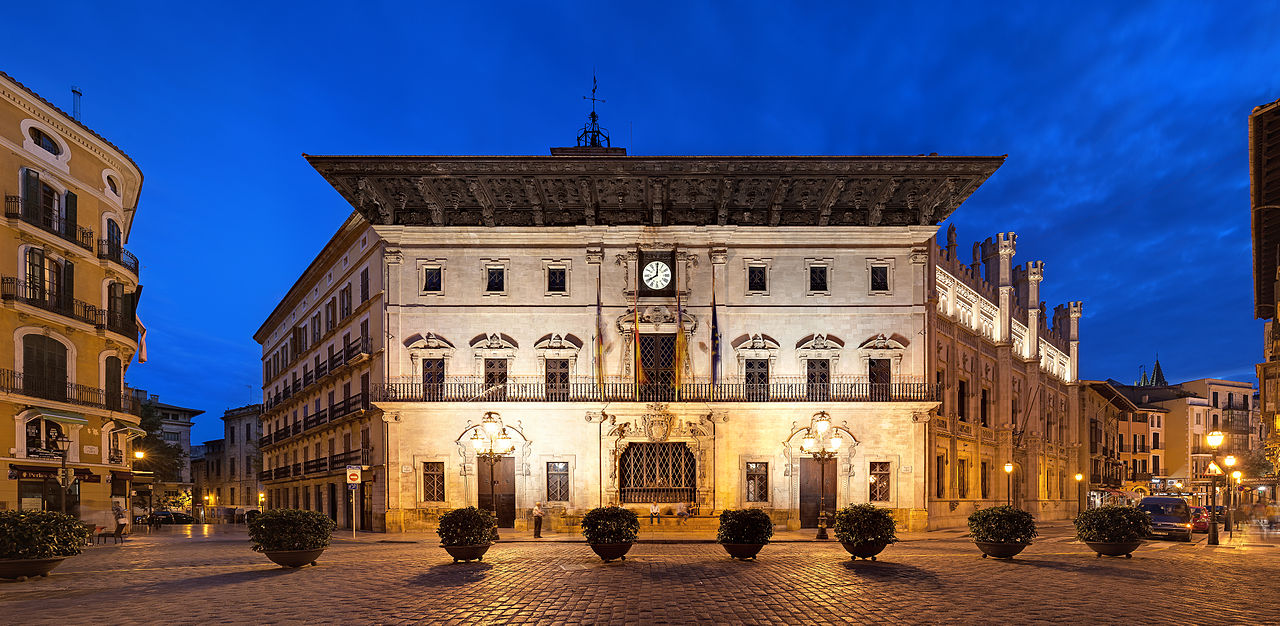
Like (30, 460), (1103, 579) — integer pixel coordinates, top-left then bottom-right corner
(642, 404), (675, 441)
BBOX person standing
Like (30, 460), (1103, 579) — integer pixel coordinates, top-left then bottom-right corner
(649, 502), (660, 525)
(532, 502), (544, 538)
(112, 502), (128, 541)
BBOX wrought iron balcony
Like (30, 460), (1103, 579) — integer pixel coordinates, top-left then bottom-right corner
(1129, 472), (1153, 481)
(2, 277), (103, 327)
(372, 376), (938, 404)
(108, 449), (124, 464)
(258, 470), (272, 482)
(303, 408), (329, 431)
(0, 368), (141, 415)
(329, 448), (369, 470)
(303, 458), (329, 474)
(97, 240), (139, 276)
(272, 466), (291, 479)
(259, 434), (272, 447)
(6, 195), (95, 251)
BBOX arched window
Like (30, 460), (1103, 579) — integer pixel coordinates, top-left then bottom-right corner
(23, 334), (68, 402)
(106, 219), (122, 250)
(25, 417), (65, 457)
(106, 176), (119, 195)
(619, 442), (696, 504)
(28, 127), (61, 156)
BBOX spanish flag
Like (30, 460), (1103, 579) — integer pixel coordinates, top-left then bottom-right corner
(673, 257), (686, 398)
(633, 281), (646, 398)
(595, 271), (605, 396)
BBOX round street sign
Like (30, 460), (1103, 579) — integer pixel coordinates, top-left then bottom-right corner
(346, 466), (361, 484)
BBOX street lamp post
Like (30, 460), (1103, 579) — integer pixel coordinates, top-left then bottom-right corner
(799, 411), (853, 540)
(52, 434), (73, 515)
(1075, 473), (1085, 513)
(470, 412), (515, 540)
(1227, 465), (1240, 538)
(1206, 431), (1224, 546)
(1004, 462), (1015, 507)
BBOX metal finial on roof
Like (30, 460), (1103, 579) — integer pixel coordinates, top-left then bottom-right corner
(578, 74), (610, 148)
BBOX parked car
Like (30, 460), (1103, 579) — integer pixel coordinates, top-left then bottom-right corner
(1139, 496), (1193, 542)
(1189, 506), (1212, 533)
(145, 511), (195, 525)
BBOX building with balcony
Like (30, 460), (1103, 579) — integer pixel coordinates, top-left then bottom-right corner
(138, 394), (202, 509)
(1081, 382), (1128, 507)
(0, 72), (147, 527)
(1250, 96), (1280, 482)
(255, 120), (1083, 531)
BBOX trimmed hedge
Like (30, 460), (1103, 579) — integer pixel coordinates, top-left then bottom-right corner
(0, 510), (91, 559)
(248, 509), (336, 552)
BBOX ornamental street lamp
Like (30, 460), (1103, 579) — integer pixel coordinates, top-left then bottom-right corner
(1075, 472), (1085, 513)
(52, 434), (73, 515)
(799, 411), (853, 540)
(1206, 431), (1225, 546)
(1004, 462), (1015, 507)
(1230, 469), (1242, 538)
(470, 412), (515, 540)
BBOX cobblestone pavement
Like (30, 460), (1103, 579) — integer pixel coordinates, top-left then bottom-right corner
(3, 525), (1279, 624)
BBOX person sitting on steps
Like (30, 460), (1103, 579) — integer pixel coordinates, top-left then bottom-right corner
(649, 502), (660, 525)
(675, 501), (689, 525)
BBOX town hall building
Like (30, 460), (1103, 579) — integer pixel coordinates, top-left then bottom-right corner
(254, 118), (1082, 531)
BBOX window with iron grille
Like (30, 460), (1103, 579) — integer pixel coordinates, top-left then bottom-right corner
(545, 359), (569, 400)
(422, 462), (445, 501)
(870, 265), (890, 292)
(806, 359), (830, 401)
(745, 462), (768, 502)
(422, 267), (443, 293)
(808, 265), (828, 293)
(547, 462), (570, 501)
(547, 267), (567, 293)
(870, 461), (891, 501)
(745, 359), (769, 401)
(619, 442), (695, 503)
(638, 334), (676, 400)
(747, 265), (768, 292)
(485, 266), (505, 293)
(484, 359), (508, 400)
(423, 358), (445, 400)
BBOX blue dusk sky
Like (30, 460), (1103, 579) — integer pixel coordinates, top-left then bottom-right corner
(2, 2), (1277, 443)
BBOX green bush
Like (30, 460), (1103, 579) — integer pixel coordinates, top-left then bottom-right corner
(248, 509), (336, 552)
(581, 506), (639, 544)
(1074, 505), (1152, 543)
(832, 503), (899, 547)
(967, 505), (1037, 544)
(717, 508), (775, 544)
(0, 510), (92, 559)
(436, 507), (498, 546)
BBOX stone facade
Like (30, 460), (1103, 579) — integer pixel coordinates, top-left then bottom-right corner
(257, 149), (1083, 531)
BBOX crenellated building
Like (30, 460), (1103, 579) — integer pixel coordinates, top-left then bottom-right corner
(0, 71), (147, 527)
(254, 121), (1084, 531)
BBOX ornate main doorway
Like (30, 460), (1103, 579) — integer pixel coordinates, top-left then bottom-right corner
(477, 457), (516, 527)
(619, 442), (695, 503)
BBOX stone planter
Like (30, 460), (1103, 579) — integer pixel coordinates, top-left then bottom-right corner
(721, 543), (765, 560)
(442, 544), (491, 563)
(262, 548), (326, 568)
(975, 541), (1029, 559)
(0, 557), (67, 581)
(1083, 540), (1143, 558)
(841, 541), (889, 561)
(589, 542), (633, 562)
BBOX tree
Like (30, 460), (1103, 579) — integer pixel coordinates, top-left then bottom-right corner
(1244, 446), (1276, 478)
(134, 402), (185, 483)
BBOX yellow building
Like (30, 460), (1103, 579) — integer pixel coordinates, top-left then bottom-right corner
(0, 71), (146, 527)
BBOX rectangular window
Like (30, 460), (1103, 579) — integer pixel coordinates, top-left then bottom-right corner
(325, 299), (336, 331)
(547, 462), (570, 502)
(957, 458), (969, 498)
(339, 285), (352, 318)
(980, 461), (990, 499)
(956, 379), (969, 421)
(808, 265), (828, 293)
(806, 359), (830, 401)
(980, 388), (989, 427)
(745, 359), (769, 401)
(360, 268), (369, 303)
(230, 458), (236, 478)
(485, 359), (508, 400)
(422, 462), (445, 501)
(870, 265), (889, 292)
(747, 265), (768, 292)
(311, 313), (321, 343)
(868, 358), (890, 401)
(423, 358), (445, 400)
(422, 267), (443, 293)
(935, 454), (946, 499)
(485, 266), (505, 293)
(869, 461), (891, 501)
(545, 359), (569, 401)
(547, 267), (567, 293)
(1212, 392), (1219, 407)
(745, 462), (769, 502)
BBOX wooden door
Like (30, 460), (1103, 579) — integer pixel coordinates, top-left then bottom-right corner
(799, 458), (837, 528)
(360, 481), (373, 530)
(477, 456), (516, 528)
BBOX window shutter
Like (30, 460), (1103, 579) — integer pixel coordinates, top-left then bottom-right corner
(25, 248), (44, 299)
(21, 170), (40, 220)
(62, 260), (74, 309)
(63, 191), (77, 240)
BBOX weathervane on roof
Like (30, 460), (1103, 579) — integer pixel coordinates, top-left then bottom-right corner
(577, 73), (611, 148)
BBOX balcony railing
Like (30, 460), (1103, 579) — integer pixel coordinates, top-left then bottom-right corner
(303, 458), (329, 474)
(0, 368), (141, 415)
(372, 377), (938, 404)
(263, 336), (373, 411)
(259, 470), (272, 481)
(108, 449), (124, 464)
(1133, 444), (1148, 453)
(261, 396), (370, 448)
(103, 309), (138, 341)
(97, 240), (139, 276)
(5, 195), (94, 251)
(259, 435), (272, 448)
(2, 277), (103, 327)
(272, 466), (291, 479)
(1129, 472), (1153, 481)
(303, 408), (329, 431)
(329, 449), (369, 471)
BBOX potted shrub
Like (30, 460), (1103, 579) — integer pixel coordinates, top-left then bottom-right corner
(437, 507), (498, 563)
(832, 503), (898, 561)
(716, 508), (774, 560)
(968, 505), (1037, 559)
(581, 506), (639, 562)
(1074, 505), (1152, 558)
(0, 511), (92, 581)
(248, 508), (336, 568)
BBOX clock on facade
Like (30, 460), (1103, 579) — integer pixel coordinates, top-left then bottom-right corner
(642, 260), (672, 290)
(638, 251), (676, 296)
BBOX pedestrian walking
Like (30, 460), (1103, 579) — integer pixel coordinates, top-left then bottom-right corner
(649, 502), (660, 525)
(532, 502), (544, 538)
(676, 501), (689, 526)
(112, 502), (128, 541)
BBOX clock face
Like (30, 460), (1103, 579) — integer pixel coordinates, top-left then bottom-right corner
(642, 261), (672, 290)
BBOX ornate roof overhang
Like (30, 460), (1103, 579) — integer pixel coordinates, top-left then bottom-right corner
(304, 154), (1005, 228)
(1250, 98), (1280, 318)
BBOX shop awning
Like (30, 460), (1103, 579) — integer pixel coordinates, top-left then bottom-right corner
(110, 424), (147, 440)
(35, 409), (87, 427)
(110, 470), (133, 481)
(7, 463), (100, 482)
